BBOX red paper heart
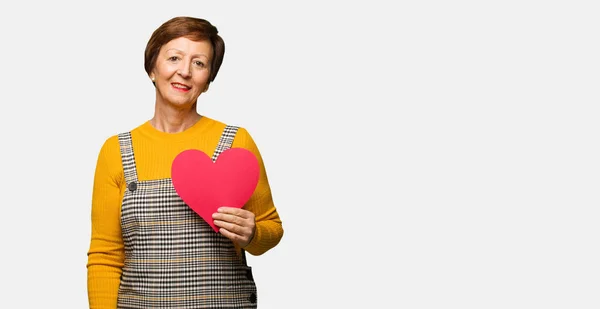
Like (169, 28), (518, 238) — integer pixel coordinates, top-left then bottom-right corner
(171, 148), (260, 232)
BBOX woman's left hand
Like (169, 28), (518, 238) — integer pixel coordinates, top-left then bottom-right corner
(212, 207), (256, 248)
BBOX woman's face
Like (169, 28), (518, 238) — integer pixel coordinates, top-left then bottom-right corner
(150, 36), (213, 108)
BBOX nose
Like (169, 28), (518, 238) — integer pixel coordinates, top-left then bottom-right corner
(177, 64), (191, 78)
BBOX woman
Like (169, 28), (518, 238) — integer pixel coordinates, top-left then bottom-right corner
(87, 16), (284, 308)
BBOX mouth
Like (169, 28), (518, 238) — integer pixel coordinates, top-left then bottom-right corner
(171, 82), (191, 92)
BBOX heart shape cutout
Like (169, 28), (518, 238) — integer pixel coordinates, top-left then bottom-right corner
(171, 147), (260, 232)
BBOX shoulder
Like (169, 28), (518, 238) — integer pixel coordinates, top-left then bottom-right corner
(93, 134), (123, 170)
(229, 125), (259, 153)
(200, 115), (226, 127)
(98, 134), (120, 155)
(201, 115), (252, 140)
(97, 121), (147, 161)
(200, 115), (233, 131)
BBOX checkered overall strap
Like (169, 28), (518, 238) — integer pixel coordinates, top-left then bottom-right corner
(212, 125), (239, 161)
(213, 125), (250, 265)
(117, 132), (138, 189)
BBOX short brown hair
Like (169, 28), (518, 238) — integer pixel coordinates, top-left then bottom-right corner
(144, 16), (225, 83)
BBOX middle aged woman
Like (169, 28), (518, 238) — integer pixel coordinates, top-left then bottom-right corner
(87, 16), (284, 309)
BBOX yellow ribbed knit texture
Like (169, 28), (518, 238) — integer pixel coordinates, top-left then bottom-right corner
(86, 116), (283, 309)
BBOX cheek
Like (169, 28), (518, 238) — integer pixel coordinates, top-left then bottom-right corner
(193, 74), (210, 86)
(155, 64), (176, 78)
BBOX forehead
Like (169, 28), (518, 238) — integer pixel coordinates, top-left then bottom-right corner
(161, 37), (213, 58)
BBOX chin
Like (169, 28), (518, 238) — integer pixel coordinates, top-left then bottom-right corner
(172, 101), (196, 108)
(168, 95), (198, 105)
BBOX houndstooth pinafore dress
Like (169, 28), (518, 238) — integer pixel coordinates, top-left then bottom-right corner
(115, 125), (258, 308)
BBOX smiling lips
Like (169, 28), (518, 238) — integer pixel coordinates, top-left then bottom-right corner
(172, 82), (191, 92)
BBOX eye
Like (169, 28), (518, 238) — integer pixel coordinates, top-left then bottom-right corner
(168, 56), (180, 62)
(194, 60), (205, 68)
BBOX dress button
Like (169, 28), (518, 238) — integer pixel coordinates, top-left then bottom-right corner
(248, 292), (257, 304)
(128, 182), (137, 192)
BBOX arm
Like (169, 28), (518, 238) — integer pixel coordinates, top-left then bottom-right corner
(214, 127), (284, 256)
(87, 136), (125, 309)
(237, 127), (283, 255)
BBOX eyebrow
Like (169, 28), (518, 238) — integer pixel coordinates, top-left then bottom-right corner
(166, 48), (209, 59)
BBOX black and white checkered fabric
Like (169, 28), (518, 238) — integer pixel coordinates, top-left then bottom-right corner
(118, 132), (138, 185)
(115, 125), (257, 308)
(212, 125), (238, 162)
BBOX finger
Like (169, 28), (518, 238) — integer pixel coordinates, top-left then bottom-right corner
(218, 227), (250, 247)
(212, 213), (245, 226)
(213, 219), (248, 235)
(214, 221), (252, 245)
(218, 227), (239, 241)
(217, 207), (253, 219)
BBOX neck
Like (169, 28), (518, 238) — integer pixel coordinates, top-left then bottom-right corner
(150, 102), (201, 133)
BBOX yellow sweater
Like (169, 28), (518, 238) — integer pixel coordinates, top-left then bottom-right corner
(86, 116), (284, 308)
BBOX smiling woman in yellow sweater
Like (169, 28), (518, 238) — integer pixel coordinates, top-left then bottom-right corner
(86, 17), (284, 309)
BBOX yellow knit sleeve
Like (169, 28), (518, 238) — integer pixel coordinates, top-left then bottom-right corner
(233, 127), (284, 256)
(87, 135), (125, 309)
